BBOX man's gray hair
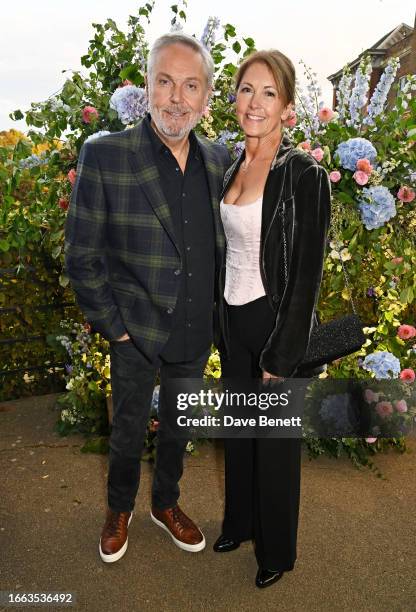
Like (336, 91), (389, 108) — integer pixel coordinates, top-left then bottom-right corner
(147, 32), (214, 88)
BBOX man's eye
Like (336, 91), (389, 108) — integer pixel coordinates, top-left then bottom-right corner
(159, 79), (169, 85)
(187, 83), (198, 90)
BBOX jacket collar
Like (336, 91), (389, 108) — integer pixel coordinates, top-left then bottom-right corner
(126, 116), (224, 255)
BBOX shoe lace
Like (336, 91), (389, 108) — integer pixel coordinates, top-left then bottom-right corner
(170, 506), (192, 532)
(106, 512), (127, 538)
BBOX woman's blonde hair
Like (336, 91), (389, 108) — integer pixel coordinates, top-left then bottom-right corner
(235, 50), (296, 106)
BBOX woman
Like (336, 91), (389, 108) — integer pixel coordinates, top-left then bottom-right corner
(214, 50), (331, 588)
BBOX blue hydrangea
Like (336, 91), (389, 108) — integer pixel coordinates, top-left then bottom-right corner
(335, 137), (377, 171)
(110, 85), (148, 125)
(362, 351), (401, 379)
(357, 186), (396, 230)
(85, 130), (111, 143)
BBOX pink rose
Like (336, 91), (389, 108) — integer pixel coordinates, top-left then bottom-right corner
(391, 257), (403, 265)
(121, 79), (133, 87)
(298, 141), (311, 152)
(394, 399), (408, 413)
(67, 169), (77, 186)
(365, 437), (377, 444)
(329, 170), (341, 183)
(356, 158), (373, 175)
(400, 368), (415, 383)
(397, 325), (416, 340)
(375, 401), (393, 418)
(364, 389), (379, 404)
(285, 111), (297, 127)
(310, 147), (324, 162)
(318, 107), (335, 123)
(82, 106), (99, 124)
(397, 186), (415, 203)
(353, 170), (369, 186)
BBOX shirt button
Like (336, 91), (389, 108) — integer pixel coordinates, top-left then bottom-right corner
(188, 272), (193, 277)
(188, 298), (192, 303)
(175, 167), (179, 172)
(187, 322), (192, 328)
(182, 192), (186, 197)
(186, 246), (191, 251)
(184, 219), (188, 224)
(166, 307), (173, 314)
(174, 269), (181, 276)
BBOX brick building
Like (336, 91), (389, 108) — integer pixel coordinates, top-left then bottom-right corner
(328, 16), (416, 110)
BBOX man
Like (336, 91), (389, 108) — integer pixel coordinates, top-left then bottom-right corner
(65, 32), (231, 562)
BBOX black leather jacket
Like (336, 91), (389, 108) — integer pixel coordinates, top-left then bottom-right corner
(217, 133), (331, 378)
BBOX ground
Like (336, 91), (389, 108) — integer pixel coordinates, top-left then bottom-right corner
(1, 393), (415, 612)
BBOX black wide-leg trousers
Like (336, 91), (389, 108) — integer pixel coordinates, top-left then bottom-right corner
(220, 296), (301, 571)
(107, 339), (210, 513)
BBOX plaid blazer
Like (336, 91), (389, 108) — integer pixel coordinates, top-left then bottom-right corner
(64, 118), (231, 361)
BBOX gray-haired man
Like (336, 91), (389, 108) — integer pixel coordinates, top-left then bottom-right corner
(65, 33), (231, 561)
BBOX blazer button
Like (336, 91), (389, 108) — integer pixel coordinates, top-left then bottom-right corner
(272, 294), (279, 302)
(167, 307), (174, 314)
(174, 269), (181, 276)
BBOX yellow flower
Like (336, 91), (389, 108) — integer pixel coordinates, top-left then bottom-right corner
(0, 129), (29, 147)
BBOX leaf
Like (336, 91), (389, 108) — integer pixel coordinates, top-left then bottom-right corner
(399, 287), (414, 304)
(232, 41), (241, 54)
(244, 37), (255, 47)
(0, 239), (10, 252)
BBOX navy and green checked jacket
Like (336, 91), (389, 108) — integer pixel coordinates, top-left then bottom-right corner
(64, 118), (231, 361)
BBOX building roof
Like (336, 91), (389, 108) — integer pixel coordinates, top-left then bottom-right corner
(328, 22), (413, 82)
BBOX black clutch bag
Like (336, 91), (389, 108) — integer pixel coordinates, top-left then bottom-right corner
(299, 313), (366, 370)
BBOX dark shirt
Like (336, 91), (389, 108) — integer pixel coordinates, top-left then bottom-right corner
(143, 114), (215, 362)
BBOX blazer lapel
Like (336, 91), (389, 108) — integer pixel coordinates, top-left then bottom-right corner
(198, 138), (226, 252)
(127, 120), (180, 254)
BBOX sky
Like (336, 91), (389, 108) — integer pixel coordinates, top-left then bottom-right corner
(1, 0), (415, 132)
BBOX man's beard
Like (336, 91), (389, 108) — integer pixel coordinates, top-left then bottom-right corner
(149, 103), (203, 140)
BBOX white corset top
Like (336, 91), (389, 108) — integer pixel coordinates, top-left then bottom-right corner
(220, 196), (266, 305)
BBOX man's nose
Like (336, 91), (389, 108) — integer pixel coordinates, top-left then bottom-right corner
(170, 82), (183, 103)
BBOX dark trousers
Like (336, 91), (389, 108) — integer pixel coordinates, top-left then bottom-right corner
(107, 340), (210, 512)
(220, 296), (301, 571)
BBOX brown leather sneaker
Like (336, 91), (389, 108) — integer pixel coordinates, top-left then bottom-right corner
(150, 505), (205, 552)
(99, 509), (133, 563)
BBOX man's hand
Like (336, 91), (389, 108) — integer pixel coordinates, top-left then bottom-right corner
(115, 333), (131, 342)
(262, 370), (285, 383)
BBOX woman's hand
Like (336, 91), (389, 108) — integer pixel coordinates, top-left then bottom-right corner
(262, 370), (285, 383)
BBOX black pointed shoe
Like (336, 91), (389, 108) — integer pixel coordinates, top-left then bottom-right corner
(213, 534), (240, 553)
(255, 568), (284, 588)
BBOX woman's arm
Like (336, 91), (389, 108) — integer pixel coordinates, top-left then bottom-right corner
(259, 163), (331, 377)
